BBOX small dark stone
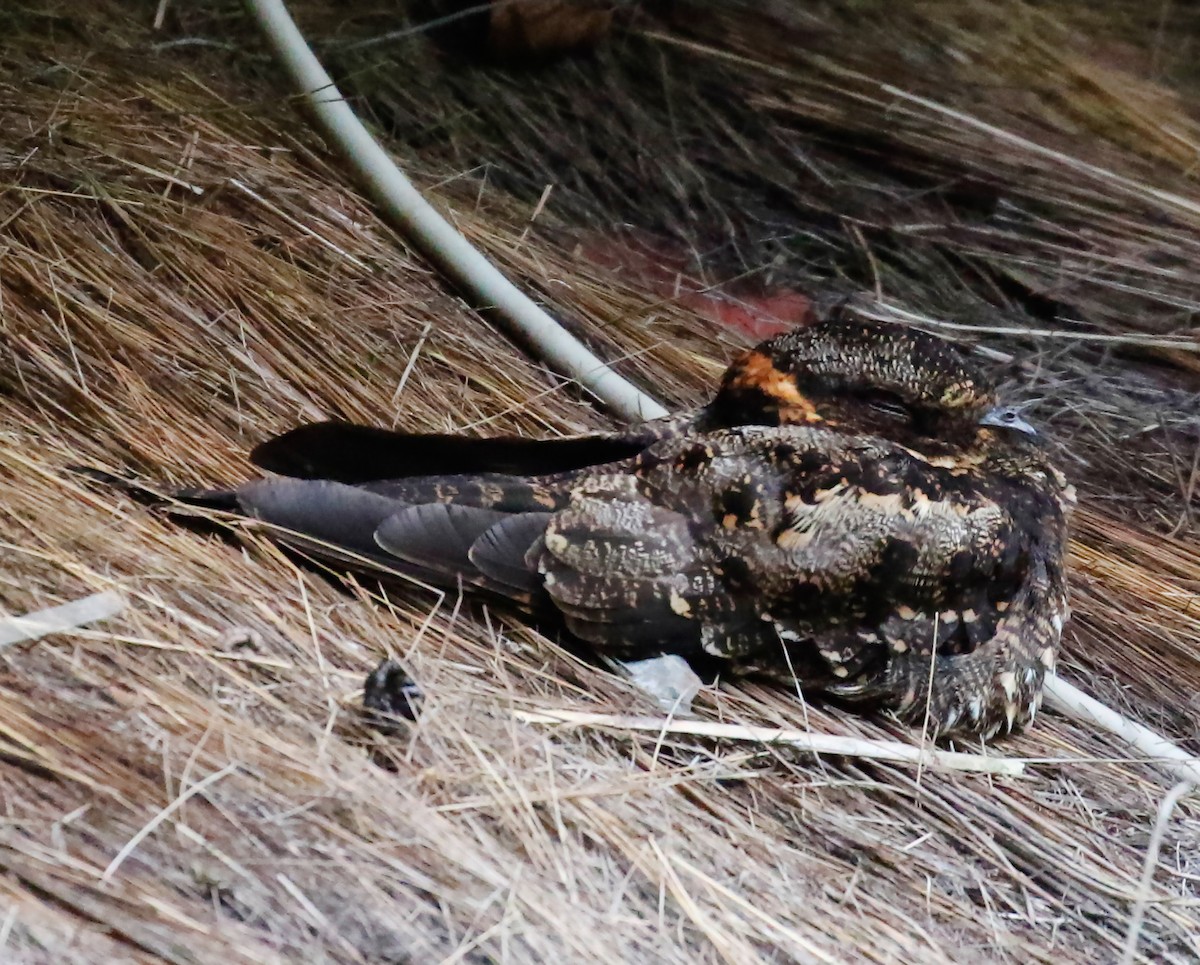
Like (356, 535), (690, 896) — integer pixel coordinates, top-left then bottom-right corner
(362, 659), (423, 735)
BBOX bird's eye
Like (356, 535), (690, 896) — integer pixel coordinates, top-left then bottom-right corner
(863, 392), (912, 423)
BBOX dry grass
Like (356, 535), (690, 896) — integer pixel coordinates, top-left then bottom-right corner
(1, 1), (1199, 962)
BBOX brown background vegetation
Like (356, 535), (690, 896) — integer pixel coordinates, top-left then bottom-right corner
(1, 2), (1198, 961)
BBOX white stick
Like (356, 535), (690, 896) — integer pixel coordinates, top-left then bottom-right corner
(1043, 676), (1200, 785)
(0, 590), (125, 649)
(515, 709), (1025, 776)
(243, 0), (666, 423)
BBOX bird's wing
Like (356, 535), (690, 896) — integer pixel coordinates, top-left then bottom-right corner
(732, 430), (1026, 670)
(531, 473), (776, 658)
(228, 477), (554, 604)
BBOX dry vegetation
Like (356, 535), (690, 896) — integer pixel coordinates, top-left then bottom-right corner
(1, 1), (1199, 962)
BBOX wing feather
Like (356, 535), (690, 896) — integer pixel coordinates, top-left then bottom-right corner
(374, 504), (508, 575)
(236, 478), (403, 560)
(469, 514), (554, 593)
(564, 425), (1033, 675)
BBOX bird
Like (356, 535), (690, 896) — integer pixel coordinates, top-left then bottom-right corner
(114, 313), (1075, 739)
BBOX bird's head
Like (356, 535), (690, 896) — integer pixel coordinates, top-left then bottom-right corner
(709, 315), (1002, 445)
(978, 403), (1038, 438)
(971, 400), (1071, 499)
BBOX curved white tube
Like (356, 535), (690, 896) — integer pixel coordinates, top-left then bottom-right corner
(244, 0), (667, 422)
(1044, 676), (1200, 784)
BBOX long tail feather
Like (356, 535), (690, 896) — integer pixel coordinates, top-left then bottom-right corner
(68, 466), (239, 511)
(249, 421), (651, 483)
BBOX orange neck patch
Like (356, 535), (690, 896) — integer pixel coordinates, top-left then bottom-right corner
(725, 350), (822, 423)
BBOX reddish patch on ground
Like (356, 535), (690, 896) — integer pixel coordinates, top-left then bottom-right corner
(578, 230), (814, 342)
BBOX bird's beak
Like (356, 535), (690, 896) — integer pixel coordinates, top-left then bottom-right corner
(979, 404), (1038, 437)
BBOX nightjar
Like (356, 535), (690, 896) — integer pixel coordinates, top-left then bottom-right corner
(137, 314), (1077, 739)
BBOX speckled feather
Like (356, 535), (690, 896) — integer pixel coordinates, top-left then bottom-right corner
(188, 315), (1075, 739)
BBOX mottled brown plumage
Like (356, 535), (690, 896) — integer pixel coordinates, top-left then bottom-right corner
(162, 314), (1076, 739)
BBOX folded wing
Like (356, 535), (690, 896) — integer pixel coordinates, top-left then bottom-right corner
(224, 421), (1064, 737)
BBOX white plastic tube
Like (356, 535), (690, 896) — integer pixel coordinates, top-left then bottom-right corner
(244, 0), (666, 422)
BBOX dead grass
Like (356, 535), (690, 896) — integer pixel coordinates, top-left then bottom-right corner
(1, 1), (1199, 962)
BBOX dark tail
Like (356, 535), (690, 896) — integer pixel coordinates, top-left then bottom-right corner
(71, 465), (557, 607)
(232, 476), (552, 603)
(67, 466), (239, 511)
(249, 421), (653, 484)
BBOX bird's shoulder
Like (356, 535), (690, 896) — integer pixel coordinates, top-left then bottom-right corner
(545, 424), (1032, 602)
(619, 423), (1016, 519)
